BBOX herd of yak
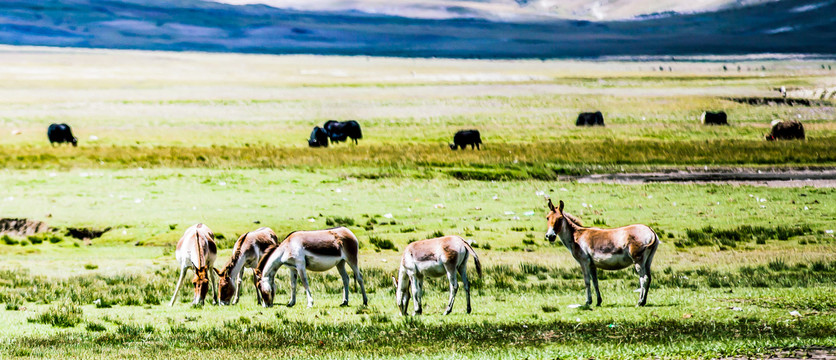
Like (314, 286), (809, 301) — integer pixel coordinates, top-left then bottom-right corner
(47, 112), (805, 148)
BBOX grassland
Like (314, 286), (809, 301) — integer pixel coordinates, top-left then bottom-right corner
(0, 46), (835, 359)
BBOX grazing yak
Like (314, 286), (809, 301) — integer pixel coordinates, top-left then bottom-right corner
(47, 123), (77, 146)
(449, 130), (481, 150)
(323, 120), (362, 145)
(700, 111), (728, 125)
(576, 112), (604, 126)
(766, 120), (805, 141)
(308, 126), (329, 147)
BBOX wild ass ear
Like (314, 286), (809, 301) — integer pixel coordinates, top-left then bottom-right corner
(212, 267), (222, 276)
(558, 200), (565, 214)
(547, 198), (555, 212)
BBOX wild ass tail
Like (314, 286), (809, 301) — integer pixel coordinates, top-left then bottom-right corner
(462, 239), (482, 277)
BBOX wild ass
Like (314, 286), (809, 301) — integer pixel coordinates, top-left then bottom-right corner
(393, 236), (482, 315)
(545, 199), (659, 306)
(169, 223), (218, 306)
(213, 227), (278, 306)
(255, 227), (368, 308)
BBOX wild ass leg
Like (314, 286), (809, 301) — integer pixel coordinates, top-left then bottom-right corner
(443, 264), (459, 315)
(346, 259), (368, 306)
(288, 268), (298, 307)
(337, 261), (350, 306)
(590, 265), (603, 306)
(169, 266), (188, 306)
(580, 260), (593, 306)
(636, 251), (654, 306)
(458, 264), (471, 314)
(252, 270), (262, 306)
(209, 266), (219, 305)
(296, 265), (314, 308)
(233, 271), (243, 305)
(411, 274), (423, 315)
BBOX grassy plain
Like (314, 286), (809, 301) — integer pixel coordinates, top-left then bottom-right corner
(0, 46), (835, 359)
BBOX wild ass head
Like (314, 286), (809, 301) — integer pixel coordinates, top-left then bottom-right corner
(213, 267), (236, 305)
(192, 266), (210, 305)
(392, 276), (410, 315)
(546, 198), (583, 243)
(253, 268), (275, 307)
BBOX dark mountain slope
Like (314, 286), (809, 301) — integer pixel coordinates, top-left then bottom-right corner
(0, 0), (833, 58)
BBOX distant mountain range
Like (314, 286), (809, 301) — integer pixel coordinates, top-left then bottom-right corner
(0, 0), (834, 58)
(211, 0), (775, 21)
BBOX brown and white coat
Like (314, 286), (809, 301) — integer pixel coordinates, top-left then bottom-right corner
(169, 223), (218, 306)
(255, 227), (368, 308)
(214, 227), (278, 306)
(545, 199), (659, 306)
(394, 235), (482, 315)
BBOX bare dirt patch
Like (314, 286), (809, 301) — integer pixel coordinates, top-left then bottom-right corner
(724, 96), (832, 107)
(576, 169), (836, 187)
(0, 218), (50, 236)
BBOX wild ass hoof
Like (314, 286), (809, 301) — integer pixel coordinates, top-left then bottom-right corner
(414, 309), (422, 315)
(339, 302), (349, 307)
(467, 306), (472, 314)
(286, 302), (295, 308)
(596, 299), (602, 307)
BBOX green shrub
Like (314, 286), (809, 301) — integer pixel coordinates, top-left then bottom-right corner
(326, 217), (355, 227)
(28, 301), (83, 328)
(85, 322), (107, 332)
(2, 235), (19, 245)
(369, 236), (396, 251)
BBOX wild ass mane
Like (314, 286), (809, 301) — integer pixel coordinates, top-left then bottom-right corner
(220, 232), (249, 273)
(562, 212), (583, 227)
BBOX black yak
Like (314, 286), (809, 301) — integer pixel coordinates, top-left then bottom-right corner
(766, 120), (805, 141)
(308, 126), (329, 147)
(47, 123), (77, 146)
(576, 112), (604, 126)
(323, 120), (362, 145)
(700, 111), (728, 125)
(449, 130), (481, 150)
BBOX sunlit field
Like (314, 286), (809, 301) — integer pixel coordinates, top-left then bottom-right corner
(1, 46), (835, 359)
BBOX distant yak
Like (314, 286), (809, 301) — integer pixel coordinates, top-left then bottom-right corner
(308, 126), (329, 147)
(47, 123), (77, 146)
(700, 111), (728, 125)
(576, 112), (604, 126)
(766, 120), (805, 141)
(323, 120), (362, 145)
(449, 130), (482, 150)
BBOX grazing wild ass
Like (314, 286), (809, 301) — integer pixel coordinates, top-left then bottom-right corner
(393, 236), (482, 315)
(169, 223), (218, 306)
(254, 227), (368, 308)
(545, 199), (659, 306)
(213, 227), (279, 305)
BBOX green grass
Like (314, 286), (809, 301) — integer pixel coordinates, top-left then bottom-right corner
(0, 48), (835, 359)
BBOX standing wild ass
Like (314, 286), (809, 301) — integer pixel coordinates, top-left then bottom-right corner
(393, 236), (482, 315)
(254, 227), (368, 308)
(169, 223), (218, 306)
(545, 199), (659, 306)
(214, 227), (278, 305)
